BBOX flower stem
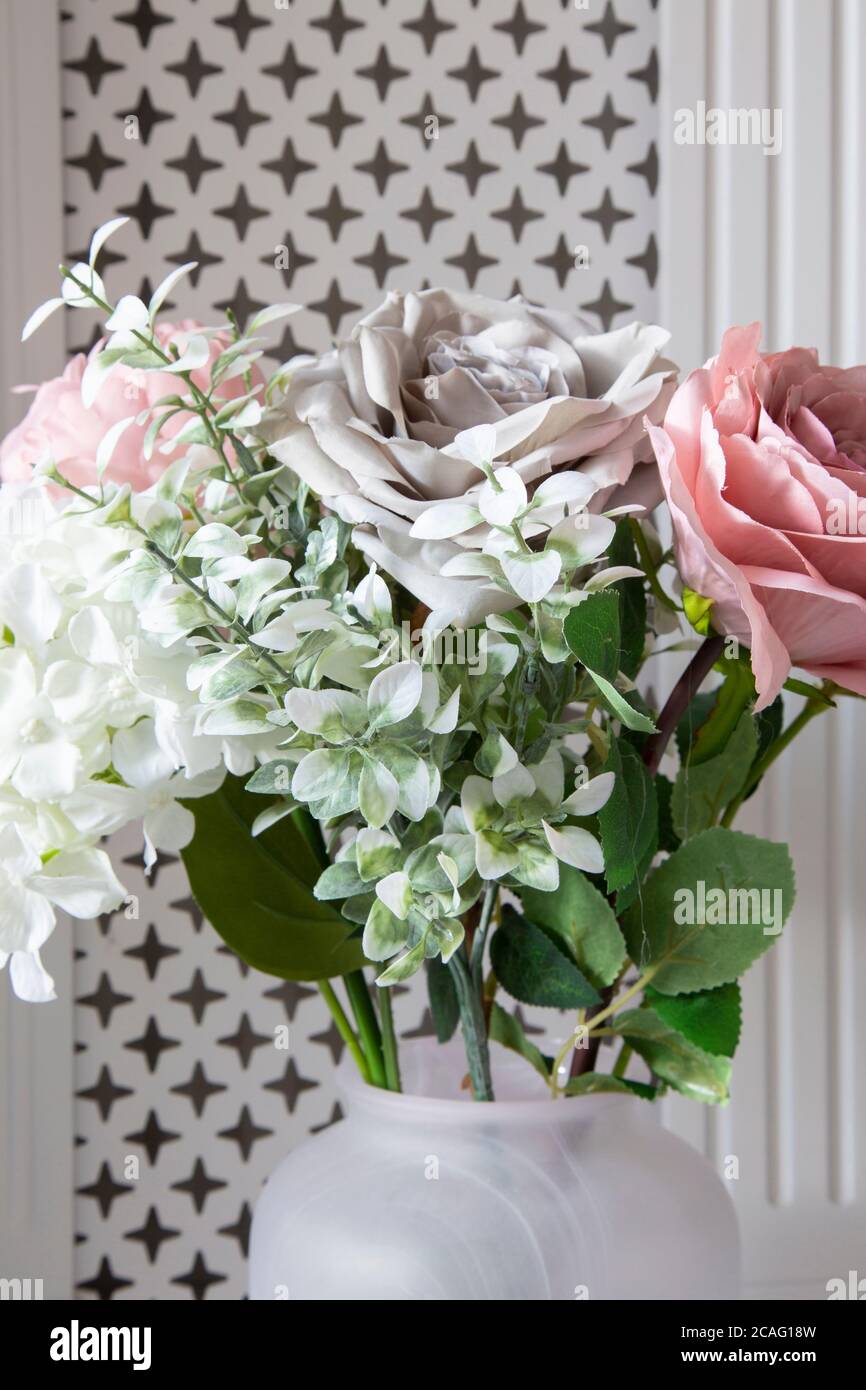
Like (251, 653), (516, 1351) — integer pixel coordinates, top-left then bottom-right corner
(344, 970), (387, 1089)
(612, 1042), (633, 1079)
(642, 634), (725, 776)
(317, 980), (370, 1084)
(550, 966), (658, 1097)
(449, 951), (494, 1101)
(378, 987), (402, 1092)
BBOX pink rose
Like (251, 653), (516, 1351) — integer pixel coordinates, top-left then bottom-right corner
(648, 323), (866, 707)
(1, 321), (259, 491)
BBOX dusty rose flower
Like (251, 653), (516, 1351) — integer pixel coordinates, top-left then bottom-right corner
(266, 288), (676, 623)
(1, 321), (258, 491)
(648, 323), (866, 707)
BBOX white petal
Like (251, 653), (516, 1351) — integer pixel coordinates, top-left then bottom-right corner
(144, 800), (196, 853)
(31, 847), (126, 919)
(9, 950), (56, 1002)
(410, 503), (482, 539)
(359, 758), (399, 829)
(375, 870), (412, 920)
(367, 660), (423, 728)
(492, 763), (535, 807)
(531, 472), (598, 510)
(475, 829), (519, 880)
(68, 606), (122, 665)
(12, 740), (81, 801)
(113, 719), (176, 789)
(542, 821), (605, 874)
(477, 468), (527, 527)
(499, 548), (561, 603)
(460, 774), (498, 833)
(561, 771), (616, 817)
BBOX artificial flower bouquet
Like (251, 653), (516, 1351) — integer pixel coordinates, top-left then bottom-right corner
(2, 217), (864, 1105)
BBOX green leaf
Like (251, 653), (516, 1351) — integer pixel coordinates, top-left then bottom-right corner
(608, 519), (647, 679)
(564, 1072), (656, 1100)
(655, 775), (679, 853)
(313, 861), (367, 901)
(180, 774), (364, 980)
(564, 590), (620, 680)
(587, 669), (658, 733)
(675, 689), (718, 763)
(671, 712), (757, 839)
(519, 865), (625, 989)
(688, 661), (754, 765)
(645, 982), (742, 1058)
(490, 905), (600, 1010)
(610, 1007), (731, 1104)
(426, 956), (460, 1043)
(598, 735), (657, 895)
(622, 827), (794, 995)
(489, 1002), (552, 1080)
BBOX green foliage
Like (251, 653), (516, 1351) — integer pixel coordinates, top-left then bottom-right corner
(519, 864), (625, 990)
(564, 591), (657, 733)
(488, 1003), (551, 1080)
(645, 982), (742, 1058)
(598, 735), (657, 895)
(688, 660), (754, 765)
(608, 519), (647, 678)
(181, 775), (364, 980)
(564, 1073), (656, 1100)
(426, 957), (460, 1043)
(490, 905), (600, 1009)
(622, 827), (795, 995)
(610, 1007), (732, 1103)
(671, 712), (757, 839)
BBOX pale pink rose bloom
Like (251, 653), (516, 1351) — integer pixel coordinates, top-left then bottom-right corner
(648, 323), (866, 708)
(1, 321), (260, 491)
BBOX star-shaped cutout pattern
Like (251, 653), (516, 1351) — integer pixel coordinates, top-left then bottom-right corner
(354, 139), (408, 195)
(536, 234), (576, 288)
(215, 0), (270, 52)
(262, 137), (315, 197)
(172, 1252), (228, 1301)
(262, 230), (315, 289)
(123, 922), (179, 981)
(124, 1016), (180, 1074)
(583, 93), (635, 149)
(166, 229), (222, 286)
(125, 1206), (180, 1264)
(172, 1158), (228, 1214)
(627, 233), (658, 287)
(445, 140), (498, 194)
(116, 0), (173, 50)
(584, 0), (636, 56)
(77, 1256), (134, 1301)
(355, 232), (409, 287)
(214, 278), (266, 328)
(124, 1108), (180, 1165)
(214, 185), (268, 240)
(403, 1), (456, 54)
(264, 1057), (319, 1113)
(165, 136), (222, 194)
(263, 979), (318, 1020)
(215, 89), (270, 147)
(310, 0), (365, 54)
(116, 182), (172, 239)
(77, 1161), (132, 1219)
(308, 278), (362, 335)
(171, 1061), (227, 1117)
(537, 140), (588, 195)
(492, 94), (544, 150)
(401, 92), (455, 148)
(309, 91), (363, 148)
(629, 47), (659, 103)
(65, 135), (125, 192)
(77, 972), (132, 1029)
(492, 187), (544, 243)
(401, 186), (454, 243)
(581, 278), (633, 330)
(116, 87), (173, 144)
(309, 185), (363, 242)
(356, 44), (409, 101)
(627, 141), (658, 194)
(261, 41), (316, 100)
(77, 1065), (133, 1122)
(445, 234), (497, 289)
(218, 1104), (274, 1161)
(447, 45), (499, 102)
(218, 1202), (252, 1257)
(218, 1011), (271, 1069)
(494, 2), (545, 55)
(64, 37), (124, 96)
(165, 40), (223, 97)
(583, 186), (634, 242)
(171, 968), (226, 1024)
(539, 46), (589, 102)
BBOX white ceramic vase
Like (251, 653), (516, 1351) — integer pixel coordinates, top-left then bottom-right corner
(249, 1037), (740, 1301)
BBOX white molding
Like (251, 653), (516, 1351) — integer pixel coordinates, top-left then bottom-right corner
(0, 0), (72, 1299)
(659, 0), (866, 1300)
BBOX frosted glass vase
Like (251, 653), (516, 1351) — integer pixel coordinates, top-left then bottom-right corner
(249, 1037), (740, 1301)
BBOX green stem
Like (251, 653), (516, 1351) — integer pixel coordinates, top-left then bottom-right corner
(628, 516), (681, 613)
(378, 987), (402, 1092)
(449, 951), (494, 1101)
(344, 970), (386, 1089)
(721, 689), (832, 826)
(470, 883), (498, 991)
(612, 1042), (633, 1079)
(317, 980), (370, 1083)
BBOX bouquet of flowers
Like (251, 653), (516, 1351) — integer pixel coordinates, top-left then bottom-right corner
(2, 218), (863, 1104)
